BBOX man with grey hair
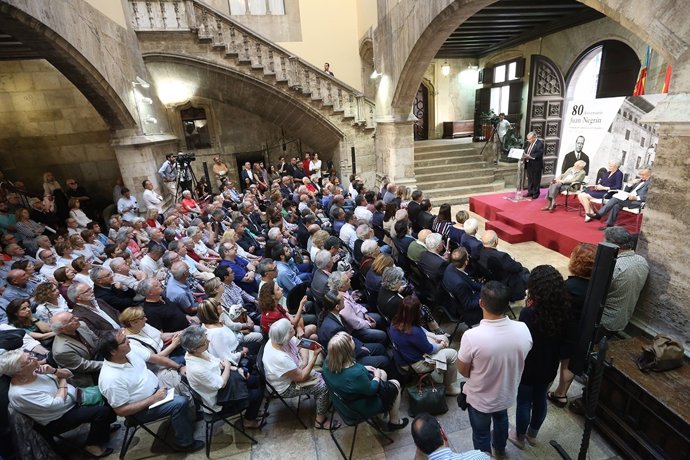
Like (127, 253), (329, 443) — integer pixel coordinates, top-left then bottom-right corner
(138, 277), (192, 332)
(461, 218), (483, 261)
(50, 311), (103, 387)
(111, 257), (146, 292)
(479, 230), (528, 302)
(360, 239), (380, 276)
(91, 266), (137, 312)
(600, 226), (649, 334)
(419, 233), (449, 284)
(408, 229), (432, 263)
(165, 261), (197, 315)
(68, 282), (121, 338)
(311, 249), (334, 306)
(38, 248), (59, 281)
(587, 168), (652, 230)
(522, 131), (544, 199)
(542, 159), (587, 211)
(139, 243), (166, 278)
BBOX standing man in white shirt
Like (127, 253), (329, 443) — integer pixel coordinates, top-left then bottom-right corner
(117, 188), (139, 224)
(158, 153), (178, 198)
(142, 180), (164, 223)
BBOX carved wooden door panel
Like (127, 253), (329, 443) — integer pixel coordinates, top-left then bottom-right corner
(413, 84), (428, 141)
(525, 55), (565, 184)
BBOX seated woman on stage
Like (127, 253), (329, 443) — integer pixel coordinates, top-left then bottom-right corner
(0, 349), (116, 458)
(578, 160), (623, 220)
(322, 331), (408, 431)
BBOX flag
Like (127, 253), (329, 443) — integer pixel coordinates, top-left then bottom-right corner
(662, 65), (672, 93)
(633, 46), (652, 96)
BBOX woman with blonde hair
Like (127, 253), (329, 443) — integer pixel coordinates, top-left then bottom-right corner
(68, 198), (91, 229)
(120, 306), (185, 364)
(309, 229), (330, 262)
(322, 331), (408, 431)
(34, 282), (70, 323)
(197, 298), (248, 365)
(364, 253), (394, 294)
(204, 277), (263, 348)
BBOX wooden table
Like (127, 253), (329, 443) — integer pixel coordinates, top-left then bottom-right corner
(596, 337), (690, 459)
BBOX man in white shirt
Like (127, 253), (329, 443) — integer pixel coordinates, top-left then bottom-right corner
(142, 180), (164, 220)
(457, 281), (533, 457)
(353, 195), (373, 224)
(139, 245), (165, 278)
(117, 188), (139, 223)
(38, 249), (59, 281)
(338, 211), (358, 251)
(97, 329), (202, 453)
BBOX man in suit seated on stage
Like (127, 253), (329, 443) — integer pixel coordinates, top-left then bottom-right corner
(418, 233), (449, 285)
(478, 230), (528, 302)
(586, 168), (651, 230)
(542, 160), (587, 212)
(442, 248), (482, 327)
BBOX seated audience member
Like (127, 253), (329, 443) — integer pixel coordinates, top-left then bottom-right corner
(3, 269), (36, 302)
(68, 198), (91, 229)
(138, 278), (192, 332)
(262, 318), (339, 430)
(214, 265), (259, 315)
(322, 332), (408, 431)
(258, 280), (316, 339)
(233, 220), (263, 257)
(218, 242), (258, 294)
(510, 265), (570, 450)
(586, 168), (652, 229)
(328, 271), (386, 344)
(97, 329), (204, 453)
(140, 244), (165, 278)
(116, 188), (139, 223)
(599, 227), (649, 335)
(364, 253), (394, 297)
(72, 256), (94, 288)
(166, 261), (198, 315)
(311, 249), (334, 306)
(38, 248), (59, 281)
(0, 349), (116, 458)
(407, 190), (424, 232)
(6, 298), (55, 345)
(432, 203), (453, 237)
(449, 210), (468, 245)
(318, 290), (390, 370)
(542, 160), (586, 211)
(110, 256), (146, 292)
(359, 239), (380, 277)
(417, 199), (435, 231)
(34, 282), (70, 323)
(91, 266), (136, 312)
(50, 311), (102, 387)
(196, 299), (248, 364)
(203, 278), (262, 346)
(461, 218), (483, 260)
(353, 195), (373, 224)
(407, 229), (431, 263)
(392, 219), (415, 258)
(67, 282), (121, 337)
(180, 326), (264, 428)
(54, 266), (77, 308)
(443, 248), (482, 327)
(578, 160), (624, 219)
(272, 244), (311, 295)
(411, 413), (489, 460)
(14, 208), (46, 253)
(418, 233), (449, 285)
(338, 212), (358, 250)
(389, 294), (461, 395)
(371, 200), (385, 229)
(121, 306), (184, 364)
(479, 230), (528, 302)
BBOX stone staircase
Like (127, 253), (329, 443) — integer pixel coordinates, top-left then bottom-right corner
(414, 140), (515, 205)
(128, 0), (375, 135)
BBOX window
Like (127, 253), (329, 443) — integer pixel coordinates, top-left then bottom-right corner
(490, 85), (510, 115)
(180, 107), (212, 150)
(621, 150), (627, 165)
(640, 136), (646, 147)
(229, 0), (285, 15)
(636, 156), (642, 169)
(494, 64), (506, 84)
(492, 60), (521, 84)
(625, 129), (631, 140)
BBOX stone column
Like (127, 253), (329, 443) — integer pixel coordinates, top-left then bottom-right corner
(633, 93), (690, 351)
(375, 119), (417, 189)
(111, 130), (179, 212)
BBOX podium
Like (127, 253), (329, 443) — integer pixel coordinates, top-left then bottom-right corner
(505, 148), (528, 202)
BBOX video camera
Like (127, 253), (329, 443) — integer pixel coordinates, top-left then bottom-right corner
(176, 151), (196, 165)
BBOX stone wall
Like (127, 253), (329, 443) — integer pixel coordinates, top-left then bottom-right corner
(0, 59), (119, 201)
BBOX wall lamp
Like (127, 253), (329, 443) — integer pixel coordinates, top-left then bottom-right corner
(441, 61), (450, 76)
(132, 76), (150, 88)
(139, 96), (153, 105)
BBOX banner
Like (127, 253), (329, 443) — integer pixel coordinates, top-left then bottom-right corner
(558, 94), (665, 183)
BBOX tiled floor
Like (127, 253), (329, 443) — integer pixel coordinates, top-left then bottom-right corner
(54, 205), (621, 460)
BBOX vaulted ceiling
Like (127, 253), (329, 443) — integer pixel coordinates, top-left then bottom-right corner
(436, 0), (604, 59)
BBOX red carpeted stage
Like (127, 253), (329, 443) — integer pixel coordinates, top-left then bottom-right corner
(469, 190), (640, 257)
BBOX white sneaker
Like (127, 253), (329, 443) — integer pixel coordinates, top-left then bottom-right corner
(584, 215), (592, 223)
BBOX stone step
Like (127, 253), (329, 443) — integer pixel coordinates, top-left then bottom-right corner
(414, 161), (488, 175)
(416, 169), (495, 186)
(420, 181), (508, 205)
(414, 156), (486, 168)
(415, 148), (478, 160)
(414, 143), (476, 154)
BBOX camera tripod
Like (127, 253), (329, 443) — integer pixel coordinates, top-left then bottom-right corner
(174, 161), (199, 202)
(479, 123), (502, 163)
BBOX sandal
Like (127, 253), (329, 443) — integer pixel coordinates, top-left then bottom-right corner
(547, 391), (568, 408)
(314, 418), (341, 430)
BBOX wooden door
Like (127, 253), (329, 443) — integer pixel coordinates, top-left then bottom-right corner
(525, 55), (565, 184)
(413, 84), (428, 141)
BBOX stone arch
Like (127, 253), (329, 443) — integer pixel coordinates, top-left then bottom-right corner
(0, 2), (136, 130)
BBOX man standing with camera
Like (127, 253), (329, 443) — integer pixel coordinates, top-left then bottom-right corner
(158, 153), (178, 198)
(457, 281), (532, 458)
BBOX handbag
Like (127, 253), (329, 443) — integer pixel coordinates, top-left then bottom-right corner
(216, 370), (250, 409)
(636, 334), (684, 373)
(406, 374), (448, 416)
(76, 386), (105, 406)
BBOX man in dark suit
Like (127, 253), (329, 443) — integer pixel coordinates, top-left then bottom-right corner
(417, 199), (436, 231)
(478, 230), (528, 302)
(67, 283), (121, 338)
(311, 249), (333, 306)
(240, 161), (254, 190)
(92, 266), (137, 312)
(587, 168), (651, 230)
(418, 233), (449, 284)
(523, 131), (544, 199)
(442, 248), (482, 327)
(407, 190), (424, 233)
(561, 135), (590, 175)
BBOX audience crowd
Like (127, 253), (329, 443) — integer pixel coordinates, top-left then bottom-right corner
(0, 153), (648, 459)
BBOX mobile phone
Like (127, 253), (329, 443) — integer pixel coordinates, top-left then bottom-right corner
(297, 338), (321, 351)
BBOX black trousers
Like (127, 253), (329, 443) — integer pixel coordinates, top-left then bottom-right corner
(526, 164), (542, 198)
(43, 404), (116, 446)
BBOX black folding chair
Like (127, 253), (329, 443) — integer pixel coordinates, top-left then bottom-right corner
(326, 388), (393, 460)
(119, 412), (176, 459)
(286, 281), (309, 315)
(180, 380), (257, 458)
(256, 344), (308, 429)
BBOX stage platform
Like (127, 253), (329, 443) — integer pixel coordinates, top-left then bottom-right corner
(469, 190), (639, 257)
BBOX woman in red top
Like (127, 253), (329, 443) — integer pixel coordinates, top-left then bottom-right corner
(180, 190), (202, 216)
(258, 281), (317, 340)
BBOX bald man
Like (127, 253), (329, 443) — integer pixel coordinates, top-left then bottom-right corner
(478, 230), (528, 302)
(407, 229), (432, 263)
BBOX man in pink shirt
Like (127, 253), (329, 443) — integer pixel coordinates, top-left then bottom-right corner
(457, 281), (533, 457)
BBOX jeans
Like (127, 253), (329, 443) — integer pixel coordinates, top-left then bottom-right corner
(132, 394), (194, 447)
(467, 405), (509, 454)
(515, 383), (549, 437)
